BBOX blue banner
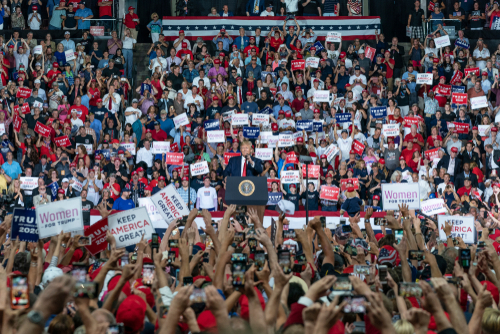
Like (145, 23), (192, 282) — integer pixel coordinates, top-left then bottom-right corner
(47, 182), (59, 201)
(370, 106), (387, 118)
(11, 208), (39, 242)
(452, 85), (465, 93)
(204, 119), (220, 131)
(267, 192), (283, 205)
(454, 39), (469, 49)
(308, 41), (324, 52)
(296, 120), (313, 131)
(95, 149), (111, 160)
(260, 106), (272, 115)
(313, 121), (323, 133)
(243, 126), (260, 139)
(336, 113), (352, 123)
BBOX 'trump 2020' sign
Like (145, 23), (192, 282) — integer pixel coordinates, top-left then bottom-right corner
(381, 183), (420, 210)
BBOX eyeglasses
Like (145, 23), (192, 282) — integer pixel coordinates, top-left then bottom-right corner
(252, 59), (256, 61)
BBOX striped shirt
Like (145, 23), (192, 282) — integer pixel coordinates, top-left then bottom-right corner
(176, 186), (197, 210)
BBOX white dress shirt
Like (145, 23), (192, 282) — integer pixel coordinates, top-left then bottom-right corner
(184, 94), (205, 111)
(137, 146), (153, 167)
(192, 76), (210, 88)
(149, 57), (167, 73)
(103, 93), (121, 114)
(447, 158), (456, 176)
(240, 156), (255, 175)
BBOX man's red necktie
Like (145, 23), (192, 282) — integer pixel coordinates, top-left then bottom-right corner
(239, 88), (242, 105)
(108, 95), (112, 110)
(242, 160), (247, 177)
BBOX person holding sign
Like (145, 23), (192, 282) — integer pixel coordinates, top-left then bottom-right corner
(223, 140), (263, 177)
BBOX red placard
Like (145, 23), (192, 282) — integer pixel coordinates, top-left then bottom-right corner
(452, 93), (467, 105)
(450, 71), (463, 85)
(453, 122), (469, 134)
(436, 84), (451, 96)
(464, 67), (480, 77)
(320, 186), (340, 201)
(14, 103), (30, 115)
(16, 87), (32, 98)
(84, 217), (109, 255)
(428, 2), (435, 12)
(424, 148), (440, 161)
(55, 136), (71, 147)
(340, 178), (359, 191)
(269, 88), (277, 97)
(285, 151), (298, 164)
(13, 114), (22, 133)
(403, 117), (420, 128)
(34, 121), (51, 137)
(173, 165), (190, 175)
(301, 164), (320, 178)
(170, 142), (179, 153)
(267, 178), (280, 191)
(291, 59), (305, 71)
(224, 152), (241, 165)
(365, 46), (376, 61)
(90, 26), (105, 36)
(352, 140), (365, 155)
(166, 152), (184, 165)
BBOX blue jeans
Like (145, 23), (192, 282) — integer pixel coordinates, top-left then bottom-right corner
(100, 15), (113, 31)
(49, 25), (60, 30)
(123, 48), (133, 79)
(322, 205), (337, 212)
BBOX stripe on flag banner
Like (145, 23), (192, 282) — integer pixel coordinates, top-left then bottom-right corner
(161, 16), (381, 41)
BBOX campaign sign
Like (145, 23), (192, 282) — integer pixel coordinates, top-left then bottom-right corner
(224, 152), (241, 165)
(71, 177), (84, 192)
(150, 184), (190, 224)
(291, 59), (306, 71)
(340, 178), (359, 191)
(11, 209), (38, 242)
(365, 46), (376, 61)
(336, 113), (352, 123)
(47, 182), (59, 201)
(320, 186), (340, 201)
(278, 133), (294, 147)
(170, 142), (179, 153)
(381, 183), (420, 210)
(255, 148), (273, 160)
(252, 114), (269, 126)
(308, 41), (324, 52)
(302, 164), (320, 178)
(138, 197), (163, 224)
(34, 121), (51, 137)
(455, 39), (469, 49)
(434, 35), (450, 47)
(370, 106), (387, 118)
(267, 178), (280, 191)
(324, 144), (339, 162)
(285, 151), (298, 164)
(90, 26), (105, 36)
(108, 207), (155, 248)
(121, 142), (136, 155)
(36, 197), (83, 238)
(14, 103), (30, 115)
(84, 217), (109, 255)
(438, 215), (475, 244)
(13, 114), (22, 133)
(313, 90), (330, 102)
(452, 93), (467, 105)
(55, 136), (71, 147)
(174, 113), (190, 128)
(33, 45), (43, 54)
(464, 67), (480, 77)
(313, 121), (323, 133)
(453, 122), (469, 134)
(296, 120), (313, 131)
(326, 31), (342, 42)
(404, 117), (419, 128)
(65, 49), (76, 61)
(305, 57), (319, 68)
(166, 153), (184, 165)
(281, 170), (300, 184)
(471, 96), (488, 109)
(267, 192), (283, 206)
(190, 161), (209, 176)
(260, 106), (272, 115)
(479, 125), (489, 137)
(20, 177), (38, 190)
(451, 85), (465, 93)
(16, 87), (32, 98)
(152, 141), (170, 154)
(207, 130), (225, 143)
(204, 119), (220, 131)
(420, 198), (446, 216)
(383, 124), (400, 137)
(437, 84), (451, 95)
(243, 126), (260, 139)
(416, 73), (433, 85)
(352, 140), (365, 155)
(232, 114), (249, 126)
(424, 148), (440, 161)
(95, 149), (110, 160)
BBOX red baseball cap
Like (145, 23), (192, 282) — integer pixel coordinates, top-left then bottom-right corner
(214, 59), (220, 65)
(158, 176), (166, 181)
(128, 6), (135, 10)
(320, 154), (327, 159)
(182, 42), (188, 48)
(136, 167), (144, 172)
(350, 150), (355, 154)
(313, 109), (320, 114)
(182, 176), (189, 181)
(451, 147), (458, 153)
(52, 62), (59, 68)
(111, 139), (119, 144)
(297, 137), (303, 143)
(179, 30), (184, 34)
(131, 171), (138, 176)
(220, 29), (226, 33)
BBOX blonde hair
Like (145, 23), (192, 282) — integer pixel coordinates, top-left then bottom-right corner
(482, 308), (500, 334)
(151, 12), (158, 19)
(393, 320), (414, 334)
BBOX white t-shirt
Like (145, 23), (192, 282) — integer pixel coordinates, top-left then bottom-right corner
(28, 13), (41, 30)
(260, 11), (274, 16)
(124, 106), (141, 125)
(184, 94), (204, 111)
(473, 47), (490, 70)
(122, 36), (136, 49)
(197, 186), (217, 209)
(337, 136), (353, 161)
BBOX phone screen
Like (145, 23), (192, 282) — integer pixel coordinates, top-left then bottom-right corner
(394, 230), (403, 244)
(234, 232), (245, 244)
(143, 264), (155, 285)
(152, 233), (159, 245)
(343, 296), (366, 314)
(232, 262), (246, 286)
(255, 251), (265, 270)
(169, 239), (179, 248)
(10, 276), (29, 309)
(409, 250), (425, 261)
(71, 265), (88, 283)
(183, 276), (193, 286)
(379, 265), (388, 284)
(278, 250), (291, 274)
(108, 324), (124, 334)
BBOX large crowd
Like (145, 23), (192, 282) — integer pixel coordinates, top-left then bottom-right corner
(1, 0), (500, 334)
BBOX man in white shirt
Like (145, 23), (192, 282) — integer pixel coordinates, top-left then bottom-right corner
(28, 6), (42, 30)
(261, 4), (274, 16)
(34, 79), (47, 102)
(70, 109), (84, 129)
(124, 99), (141, 125)
(306, 78), (321, 102)
(166, 47), (182, 73)
(473, 40), (490, 70)
(192, 69), (210, 88)
(102, 86), (121, 115)
(136, 140), (154, 175)
(348, 65), (367, 100)
(14, 40), (30, 70)
(196, 177), (217, 211)
(184, 86), (204, 111)
(282, 0), (299, 14)
(173, 30), (192, 53)
(149, 49), (167, 74)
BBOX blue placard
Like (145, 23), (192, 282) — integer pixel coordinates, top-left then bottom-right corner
(336, 113), (352, 123)
(243, 126), (260, 139)
(370, 106), (387, 118)
(95, 149), (111, 160)
(267, 192), (283, 205)
(308, 41), (324, 52)
(260, 106), (272, 115)
(296, 120), (313, 131)
(452, 85), (465, 93)
(140, 83), (152, 95)
(455, 39), (470, 49)
(47, 182), (59, 201)
(313, 121), (323, 133)
(204, 119), (220, 131)
(11, 209), (39, 242)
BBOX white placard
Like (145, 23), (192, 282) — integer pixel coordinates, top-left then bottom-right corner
(138, 197), (164, 227)
(260, 131), (273, 143)
(82, 143), (93, 154)
(438, 215), (475, 244)
(471, 96), (488, 109)
(232, 114), (249, 126)
(65, 49), (76, 61)
(190, 161), (209, 176)
(305, 57), (319, 68)
(20, 177), (38, 190)
(324, 144), (339, 162)
(281, 170), (300, 184)
(278, 133), (294, 147)
(152, 141), (170, 154)
(0, 124), (5, 136)
(267, 135), (279, 146)
(255, 148), (273, 160)
(326, 32), (341, 42)
(150, 184), (190, 224)
(71, 177), (84, 192)
(121, 142), (136, 155)
(252, 114), (270, 126)
(420, 198), (447, 216)
(435, 35), (451, 48)
(33, 100), (43, 109)
(174, 113), (190, 128)
(108, 207), (155, 248)
(36, 197), (83, 238)
(478, 125), (489, 137)
(207, 130), (225, 143)
(313, 90), (330, 102)
(34, 45), (43, 54)
(381, 183), (420, 210)
(383, 124), (400, 137)
(416, 73), (433, 85)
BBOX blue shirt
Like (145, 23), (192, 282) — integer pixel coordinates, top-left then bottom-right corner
(75, 7), (93, 29)
(81, 94), (90, 109)
(90, 119), (102, 143)
(112, 196), (135, 210)
(233, 36), (249, 50)
(61, 39), (76, 52)
(176, 186), (197, 210)
(272, 104), (292, 119)
(212, 37), (233, 52)
(2, 161), (22, 180)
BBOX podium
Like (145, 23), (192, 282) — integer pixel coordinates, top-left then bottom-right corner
(225, 177), (268, 224)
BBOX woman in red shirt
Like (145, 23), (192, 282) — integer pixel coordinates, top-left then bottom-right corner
(407, 150), (424, 172)
(104, 174), (121, 201)
(471, 161), (484, 184)
(87, 79), (101, 107)
(426, 126), (442, 149)
(289, 38), (304, 59)
(74, 145), (91, 169)
(269, 30), (284, 51)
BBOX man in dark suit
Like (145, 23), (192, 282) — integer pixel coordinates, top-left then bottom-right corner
(219, 4), (234, 16)
(454, 162), (478, 190)
(253, 79), (271, 100)
(224, 140), (263, 177)
(437, 147), (462, 181)
(246, 0), (265, 16)
(460, 141), (480, 167)
(255, 28), (266, 51)
(485, 144), (500, 178)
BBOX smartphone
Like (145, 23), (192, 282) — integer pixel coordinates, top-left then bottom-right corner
(107, 324), (124, 334)
(131, 252), (138, 262)
(283, 230), (296, 239)
(478, 241), (486, 250)
(183, 276), (193, 287)
(190, 288), (206, 304)
(332, 276), (352, 292)
(71, 263), (88, 283)
(74, 282), (98, 299)
(342, 225), (352, 233)
(398, 282), (423, 297)
(353, 265), (370, 275)
(478, 230), (483, 239)
(409, 250), (425, 261)
(159, 306), (169, 318)
(143, 264), (155, 286)
(342, 296), (367, 314)
(167, 250), (176, 263)
(248, 238), (257, 251)
(231, 253), (248, 263)
(459, 249), (471, 269)
(179, 216), (188, 226)
(10, 275), (29, 309)
(394, 230), (403, 244)
(339, 217), (347, 225)
(79, 236), (91, 245)
(374, 218), (387, 226)
(151, 233), (159, 248)
(352, 321), (366, 334)
(361, 229), (367, 238)
(169, 239), (179, 248)
(202, 252), (209, 263)
(255, 251), (266, 271)
(232, 262), (246, 286)
(233, 232), (245, 244)
(344, 244), (357, 256)
(296, 253), (307, 265)
(278, 250), (291, 274)
(320, 217), (326, 228)
(379, 265), (388, 284)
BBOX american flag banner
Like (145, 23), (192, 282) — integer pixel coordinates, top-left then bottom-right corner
(161, 16), (381, 42)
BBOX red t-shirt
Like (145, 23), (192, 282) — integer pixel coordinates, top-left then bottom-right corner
(88, 87), (101, 106)
(289, 45), (303, 59)
(291, 98), (305, 113)
(426, 135), (442, 147)
(388, 115), (403, 125)
(457, 186), (472, 197)
(124, 13), (138, 28)
(383, 58), (395, 79)
(98, 0), (113, 17)
(401, 147), (417, 163)
(490, 10), (500, 28)
(104, 182), (121, 200)
(70, 104), (89, 123)
(151, 129), (167, 141)
(404, 133), (424, 152)
(270, 37), (284, 50)
(243, 45), (259, 57)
